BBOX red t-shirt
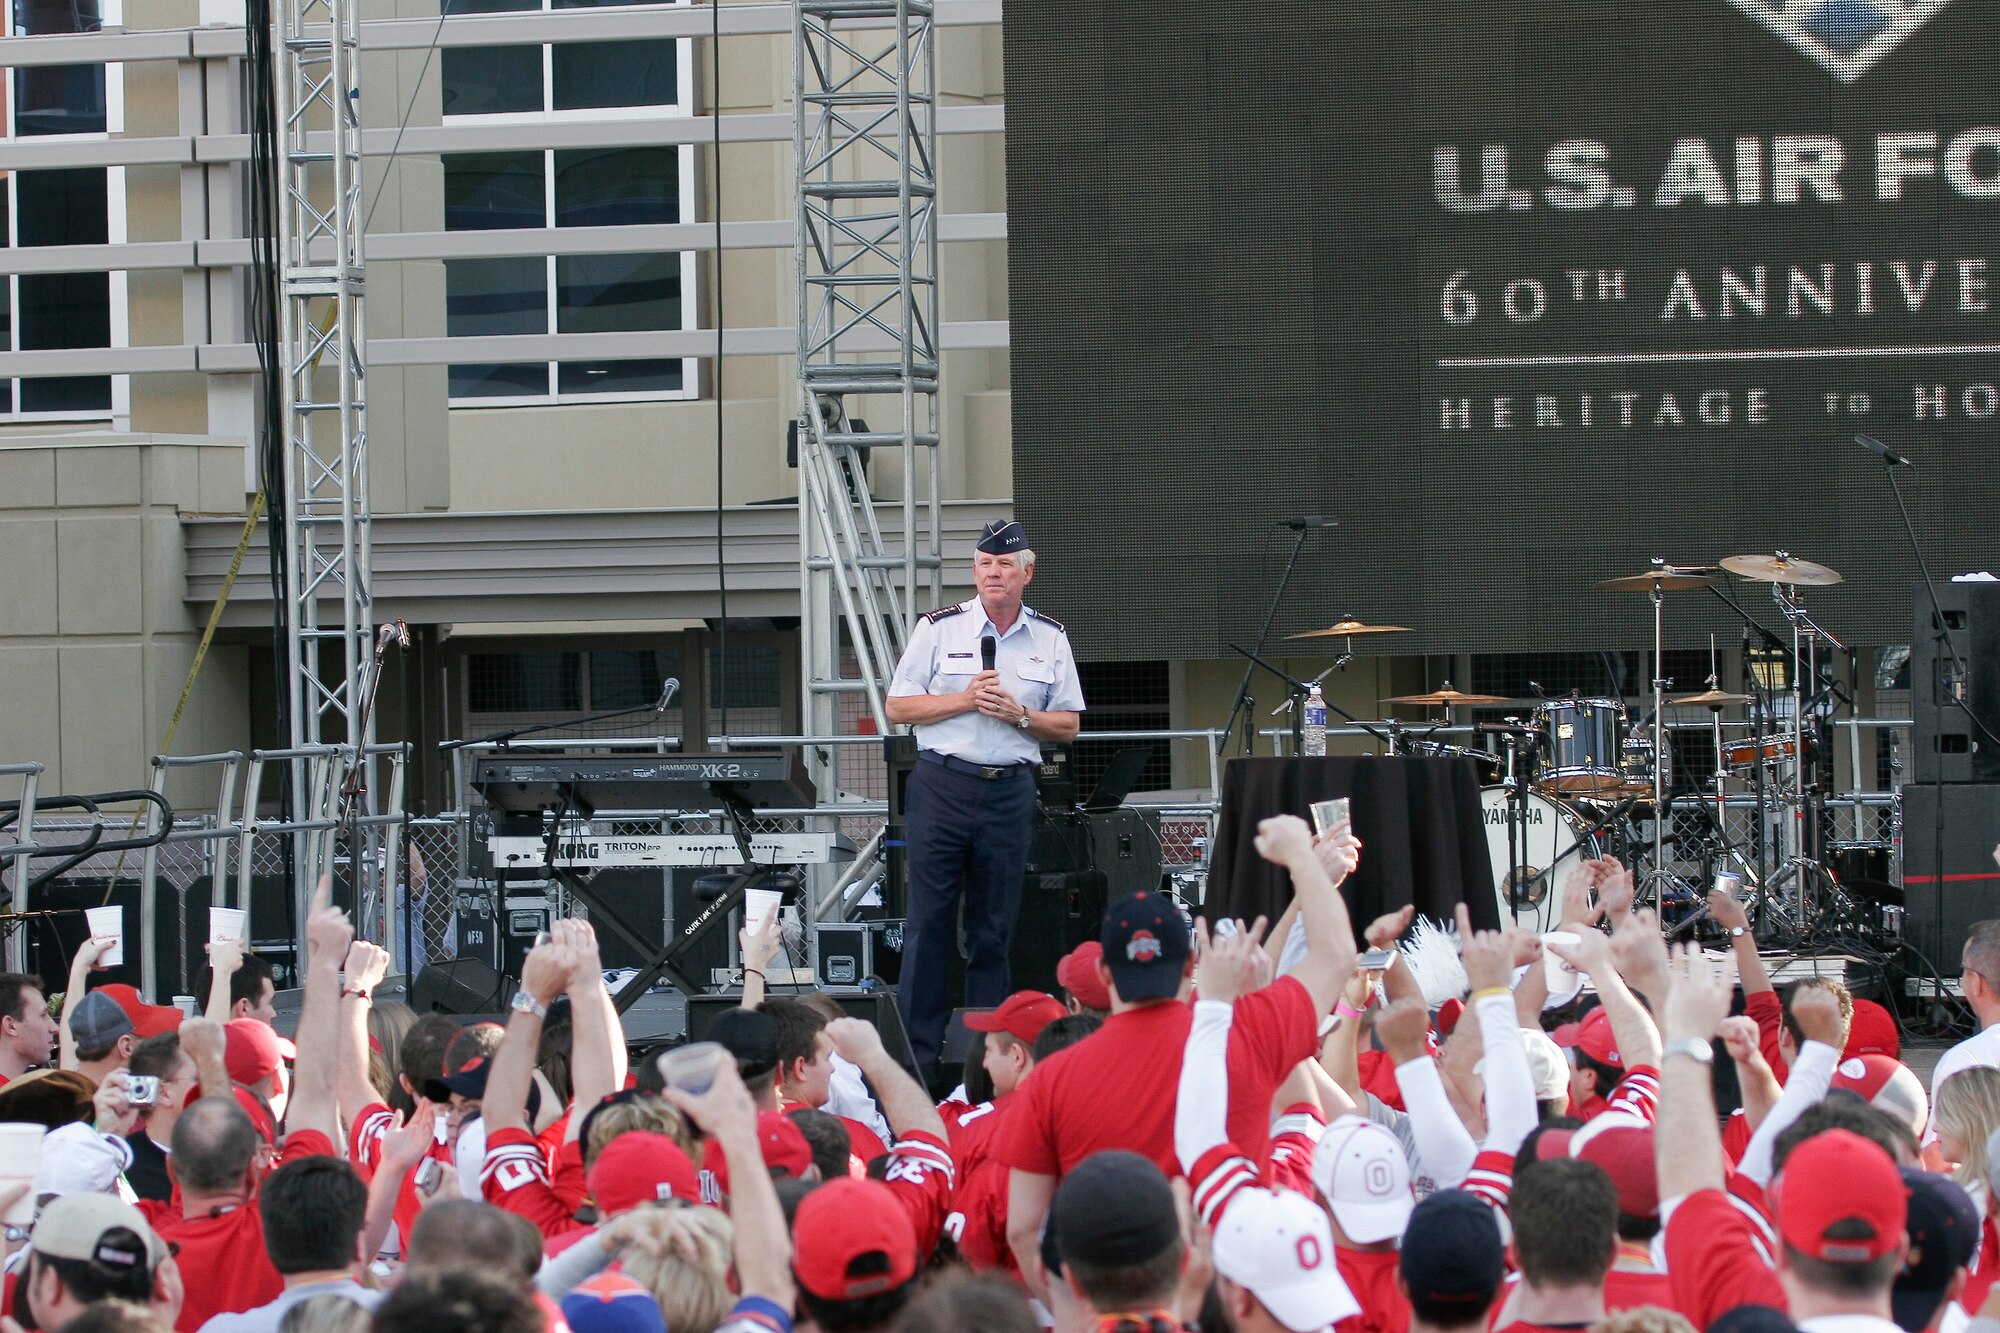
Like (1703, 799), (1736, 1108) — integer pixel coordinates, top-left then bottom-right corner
(946, 1096), (1018, 1277)
(1663, 1188), (1785, 1330)
(158, 1129), (335, 1333)
(838, 1115), (888, 1172)
(1335, 1246), (1411, 1333)
(1746, 990), (1788, 1083)
(995, 979), (1318, 1180)
(482, 1124), (588, 1240)
(1494, 1320), (1595, 1333)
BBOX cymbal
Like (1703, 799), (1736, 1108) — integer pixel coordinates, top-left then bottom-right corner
(1720, 552), (1843, 586)
(1382, 687), (1513, 707)
(1288, 619), (1413, 640)
(1671, 688), (1754, 706)
(1596, 568), (1716, 592)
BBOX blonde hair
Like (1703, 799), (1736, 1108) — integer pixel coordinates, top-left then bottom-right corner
(277, 1295), (373, 1333)
(1591, 1309), (1697, 1333)
(583, 1096), (696, 1168)
(1937, 1065), (2000, 1189)
(614, 1205), (735, 1333)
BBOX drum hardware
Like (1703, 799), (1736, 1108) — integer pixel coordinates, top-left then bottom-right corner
(1672, 688), (1753, 707)
(1381, 685), (1515, 708)
(1594, 566), (1717, 593)
(1719, 552), (1845, 587)
(1287, 619), (1414, 639)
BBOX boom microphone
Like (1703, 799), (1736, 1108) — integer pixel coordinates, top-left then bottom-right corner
(1855, 434), (1913, 467)
(1274, 516), (1333, 530)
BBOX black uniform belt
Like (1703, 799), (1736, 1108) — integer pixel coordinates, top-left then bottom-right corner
(918, 750), (1036, 781)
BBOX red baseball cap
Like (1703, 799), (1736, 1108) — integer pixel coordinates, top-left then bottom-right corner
(1056, 942), (1110, 1012)
(1574, 1122), (1659, 1220)
(1773, 1129), (1906, 1262)
(94, 985), (184, 1039)
(223, 1018), (295, 1085)
(587, 1132), (701, 1215)
(710, 1112), (817, 1193)
(1553, 1007), (1622, 1070)
(792, 1178), (918, 1299)
(1844, 999), (1900, 1060)
(963, 992), (1066, 1046)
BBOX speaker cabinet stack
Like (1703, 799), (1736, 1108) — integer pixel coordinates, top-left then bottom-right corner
(1905, 583), (2000, 967)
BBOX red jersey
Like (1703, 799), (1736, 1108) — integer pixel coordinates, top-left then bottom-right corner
(879, 1130), (957, 1254)
(482, 1124), (588, 1240)
(995, 979), (1318, 1180)
(158, 1130), (335, 1333)
(1663, 1188), (1784, 1330)
(1335, 1246), (1410, 1333)
(946, 1096), (1018, 1277)
(350, 1102), (432, 1258)
(838, 1115), (888, 1171)
(1267, 1105), (1324, 1199)
(1604, 1265), (1675, 1315)
(1493, 1321), (1595, 1333)
(1463, 1148), (1516, 1213)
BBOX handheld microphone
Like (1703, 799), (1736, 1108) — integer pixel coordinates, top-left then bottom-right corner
(1855, 433), (1913, 467)
(655, 678), (681, 712)
(980, 636), (997, 672)
(1274, 516), (1333, 530)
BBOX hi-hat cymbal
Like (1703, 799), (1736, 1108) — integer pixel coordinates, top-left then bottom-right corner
(1672, 687), (1754, 706)
(1382, 686), (1513, 707)
(1288, 619), (1413, 640)
(1596, 568), (1716, 593)
(1720, 552), (1843, 586)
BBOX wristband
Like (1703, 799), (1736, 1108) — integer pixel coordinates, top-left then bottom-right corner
(743, 968), (765, 981)
(1335, 1000), (1366, 1021)
(1470, 986), (1511, 1003)
(341, 987), (372, 1001)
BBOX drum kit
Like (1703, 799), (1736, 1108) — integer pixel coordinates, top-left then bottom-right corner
(1286, 549), (1879, 945)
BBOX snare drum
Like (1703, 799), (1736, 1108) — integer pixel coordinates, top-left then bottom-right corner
(1722, 735), (1798, 771)
(1535, 698), (1628, 794)
(1481, 786), (1598, 932)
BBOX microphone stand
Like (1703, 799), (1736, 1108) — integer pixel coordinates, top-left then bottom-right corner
(1222, 525), (1314, 755)
(1228, 643), (1397, 752)
(438, 681), (682, 752)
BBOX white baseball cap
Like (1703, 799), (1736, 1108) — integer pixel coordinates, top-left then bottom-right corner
(1211, 1186), (1361, 1332)
(1471, 1028), (1569, 1107)
(1310, 1116), (1414, 1244)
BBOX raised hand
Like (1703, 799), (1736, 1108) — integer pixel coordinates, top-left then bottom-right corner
(1544, 924), (1614, 979)
(1313, 828), (1363, 888)
(826, 1015), (889, 1066)
(381, 1101), (439, 1175)
(519, 936), (576, 1005)
(343, 939), (392, 994)
(1594, 860), (1636, 923)
(1706, 883), (1751, 934)
(740, 911), (784, 974)
(1790, 983), (1850, 1051)
(1455, 903), (1513, 994)
(1365, 905), (1415, 951)
(1375, 997), (1433, 1065)
(178, 1016), (225, 1070)
(1558, 859), (1605, 930)
(1254, 814), (1316, 869)
(304, 875), (354, 964)
(93, 1070), (142, 1137)
(1664, 942), (1732, 1043)
(206, 938), (245, 977)
(1609, 907), (1671, 1000)
(1194, 917), (1269, 1006)
(1717, 1015), (1762, 1066)
(1503, 926), (1544, 967)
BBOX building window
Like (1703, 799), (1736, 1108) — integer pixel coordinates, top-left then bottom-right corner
(440, 0), (696, 404)
(3, 0), (125, 419)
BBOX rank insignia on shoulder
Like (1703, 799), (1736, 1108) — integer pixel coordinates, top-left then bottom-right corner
(922, 603), (969, 624)
(1025, 607), (1065, 633)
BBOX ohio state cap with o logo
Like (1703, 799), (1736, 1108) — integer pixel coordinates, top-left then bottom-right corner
(1211, 1186), (1360, 1332)
(1310, 1115), (1415, 1244)
(1100, 891), (1190, 1003)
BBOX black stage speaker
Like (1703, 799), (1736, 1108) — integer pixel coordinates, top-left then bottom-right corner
(1085, 806), (1164, 903)
(943, 1007), (988, 1068)
(588, 868), (672, 972)
(1901, 783), (2000, 968)
(684, 987), (921, 1080)
(411, 958), (508, 1014)
(1913, 583), (2000, 784)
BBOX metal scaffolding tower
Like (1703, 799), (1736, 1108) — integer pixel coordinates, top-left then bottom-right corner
(276, 0), (375, 899)
(793, 0), (943, 801)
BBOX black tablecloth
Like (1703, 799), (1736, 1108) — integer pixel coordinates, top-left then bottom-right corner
(1204, 756), (1499, 935)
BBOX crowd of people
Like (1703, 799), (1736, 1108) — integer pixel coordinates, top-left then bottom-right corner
(4, 816), (2000, 1333)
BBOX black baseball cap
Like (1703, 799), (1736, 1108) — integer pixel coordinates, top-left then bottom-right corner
(1399, 1190), (1504, 1313)
(1100, 892), (1190, 1003)
(1893, 1167), (1981, 1332)
(1048, 1151), (1180, 1271)
(707, 1008), (779, 1081)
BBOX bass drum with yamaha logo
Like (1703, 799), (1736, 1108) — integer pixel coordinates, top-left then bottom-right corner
(1480, 786), (1599, 933)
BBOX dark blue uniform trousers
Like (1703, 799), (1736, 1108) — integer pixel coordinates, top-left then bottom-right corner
(895, 754), (1036, 1067)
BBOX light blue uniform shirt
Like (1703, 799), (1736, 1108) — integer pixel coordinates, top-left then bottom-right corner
(887, 599), (1085, 765)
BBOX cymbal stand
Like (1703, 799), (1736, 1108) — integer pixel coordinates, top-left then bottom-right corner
(1762, 576), (1850, 941)
(1501, 718), (1530, 921)
(1638, 562), (1674, 907)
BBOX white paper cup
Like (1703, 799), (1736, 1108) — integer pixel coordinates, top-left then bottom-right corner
(744, 888), (783, 939)
(209, 907), (247, 946)
(1541, 931), (1585, 1005)
(657, 1042), (728, 1096)
(85, 906), (124, 968)
(172, 995), (198, 1017)
(0, 1123), (45, 1225)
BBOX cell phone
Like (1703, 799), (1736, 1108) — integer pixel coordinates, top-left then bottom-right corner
(414, 1158), (440, 1192)
(125, 1075), (159, 1106)
(1356, 947), (1396, 971)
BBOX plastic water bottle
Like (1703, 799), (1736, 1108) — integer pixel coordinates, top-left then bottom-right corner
(1302, 684), (1328, 756)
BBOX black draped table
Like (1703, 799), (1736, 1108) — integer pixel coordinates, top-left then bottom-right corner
(1204, 756), (1500, 935)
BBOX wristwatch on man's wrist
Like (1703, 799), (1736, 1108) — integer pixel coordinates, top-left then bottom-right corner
(1016, 708), (1032, 730)
(1664, 1037), (1714, 1065)
(1728, 924), (1748, 938)
(509, 990), (549, 1020)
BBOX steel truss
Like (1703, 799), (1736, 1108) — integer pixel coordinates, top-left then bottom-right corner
(275, 0), (377, 915)
(793, 0), (943, 802)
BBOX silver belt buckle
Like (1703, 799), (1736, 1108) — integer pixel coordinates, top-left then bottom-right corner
(980, 764), (1004, 780)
